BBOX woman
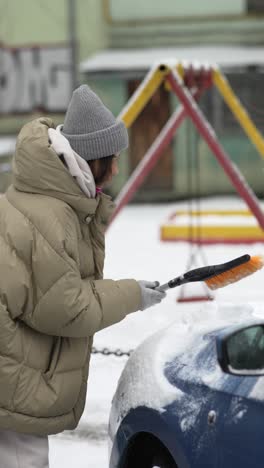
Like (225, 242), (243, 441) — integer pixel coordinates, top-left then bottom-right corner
(0, 85), (166, 467)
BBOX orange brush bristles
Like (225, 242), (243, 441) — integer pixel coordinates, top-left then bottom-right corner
(205, 255), (264, 290)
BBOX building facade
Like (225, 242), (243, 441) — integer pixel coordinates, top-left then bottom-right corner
(83, 0), (264, 200)
(1, 0), (264, 199)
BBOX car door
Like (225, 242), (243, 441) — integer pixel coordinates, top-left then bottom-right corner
(165, 361), (223, 467)
(215, 376), (264, 468)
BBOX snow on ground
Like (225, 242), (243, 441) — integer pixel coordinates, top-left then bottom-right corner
(49, 196), (264, 467)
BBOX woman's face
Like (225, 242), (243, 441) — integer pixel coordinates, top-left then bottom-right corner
(103, 154), (120, 186)
(88, 154), (120, 188)
(110, 155), (119, 177)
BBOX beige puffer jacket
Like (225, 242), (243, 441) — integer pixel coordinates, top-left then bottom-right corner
(0, 118), (141, 435)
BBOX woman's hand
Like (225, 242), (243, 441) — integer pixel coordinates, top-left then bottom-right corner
(138, 280), (166, 311)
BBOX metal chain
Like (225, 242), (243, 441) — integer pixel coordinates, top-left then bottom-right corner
(91, 346), (134, 358)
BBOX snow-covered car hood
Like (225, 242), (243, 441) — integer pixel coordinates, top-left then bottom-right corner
(109, 302), (264, 439)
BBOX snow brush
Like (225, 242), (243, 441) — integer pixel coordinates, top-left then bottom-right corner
(157, 254), (264, 292)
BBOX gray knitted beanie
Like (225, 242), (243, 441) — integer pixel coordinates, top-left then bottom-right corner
(61, 84), (128, 161)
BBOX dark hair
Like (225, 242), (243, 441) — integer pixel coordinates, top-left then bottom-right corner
(88, 155), (115, 186)
(59, 154), (67, 167)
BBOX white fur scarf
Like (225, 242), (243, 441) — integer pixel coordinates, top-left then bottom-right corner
(48, 125), (96, 198)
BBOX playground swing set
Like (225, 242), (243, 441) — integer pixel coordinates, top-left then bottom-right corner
(108, 60), (264, 301)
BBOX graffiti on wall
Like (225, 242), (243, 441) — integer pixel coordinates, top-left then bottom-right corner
(0, 45), (72, 114)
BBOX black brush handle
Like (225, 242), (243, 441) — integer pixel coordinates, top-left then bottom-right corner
(157, 254), (250, 292)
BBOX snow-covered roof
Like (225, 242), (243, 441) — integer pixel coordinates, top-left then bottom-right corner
(0, 137), (16, 157)
(81, 46), (264, 75)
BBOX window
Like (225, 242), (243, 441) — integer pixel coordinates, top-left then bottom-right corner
(200, 70), (264, 135)
(247, 0), (264, 13)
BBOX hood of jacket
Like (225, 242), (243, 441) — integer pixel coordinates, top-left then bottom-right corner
(12, 117), (99, 219)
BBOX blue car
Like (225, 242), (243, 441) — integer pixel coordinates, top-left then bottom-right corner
(108, 319), (264, 468)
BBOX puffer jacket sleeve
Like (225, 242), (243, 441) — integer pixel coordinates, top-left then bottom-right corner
(28, 272), (142, 338)
(21, 208), (142, 338)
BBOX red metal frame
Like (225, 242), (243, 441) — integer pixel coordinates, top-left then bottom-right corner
(166, 70), (264, 230)
(110, 67), (264, 231)
(177, 295), (214, 303)
(110, 88), (201, 224)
